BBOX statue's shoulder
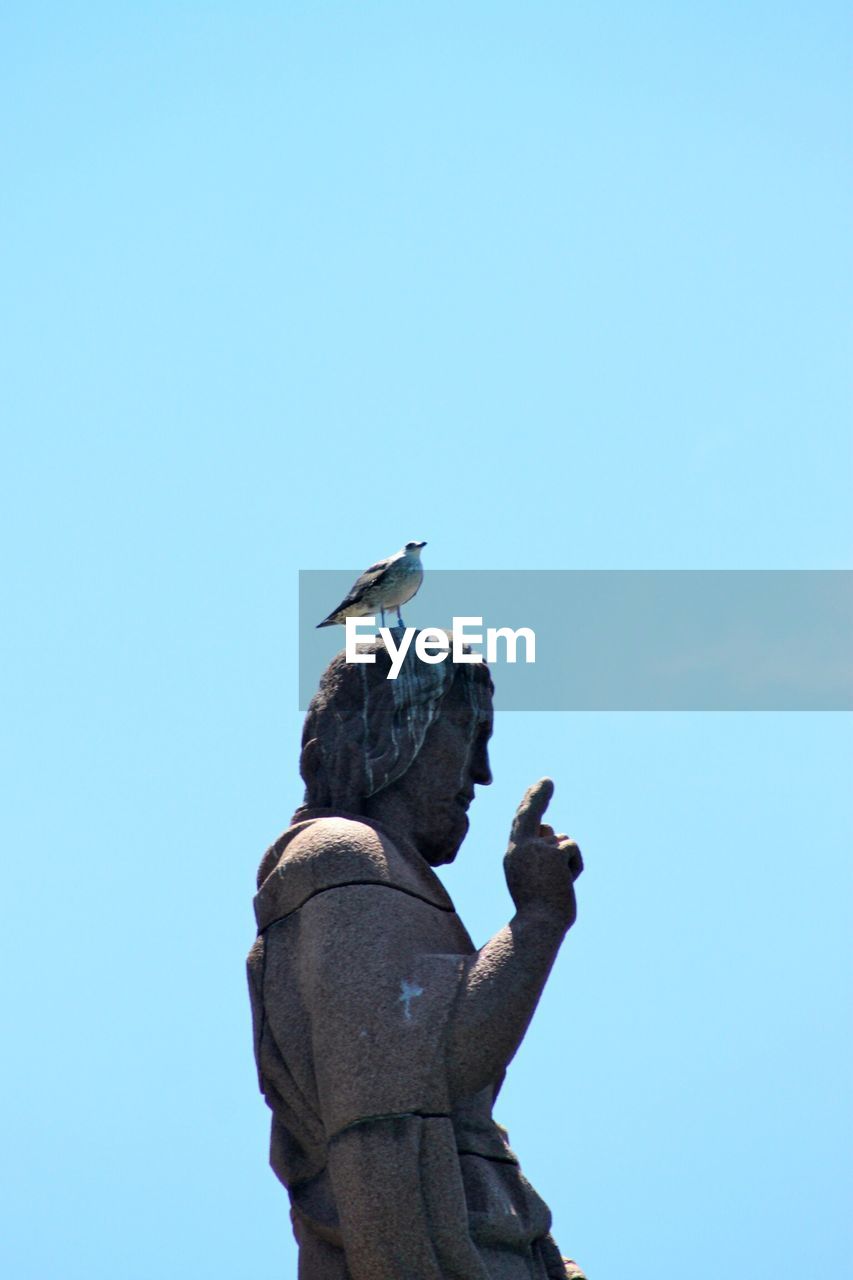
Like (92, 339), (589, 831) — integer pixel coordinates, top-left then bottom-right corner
(257, 815), (392, 887)
(254, 815), (452, 931)
(290, 813), (390, 862)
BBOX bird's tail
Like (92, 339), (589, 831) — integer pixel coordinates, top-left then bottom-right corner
(316, 614), (338, 628)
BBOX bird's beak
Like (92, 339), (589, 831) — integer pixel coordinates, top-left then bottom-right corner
(418, 541), (427, 548)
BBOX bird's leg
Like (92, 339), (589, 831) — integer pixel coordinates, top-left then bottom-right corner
(396, 606), (404, 628)
(379, 607), (386, 630)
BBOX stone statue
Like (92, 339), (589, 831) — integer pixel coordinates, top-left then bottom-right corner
(248, 637), (587, 1279)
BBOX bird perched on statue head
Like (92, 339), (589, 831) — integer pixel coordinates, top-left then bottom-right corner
(317, 540), (427, 630)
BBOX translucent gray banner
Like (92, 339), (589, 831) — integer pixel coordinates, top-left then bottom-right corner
(298, 571), (853, 711)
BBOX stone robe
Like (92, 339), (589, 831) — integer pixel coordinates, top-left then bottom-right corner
(247, 811), (584, 1280)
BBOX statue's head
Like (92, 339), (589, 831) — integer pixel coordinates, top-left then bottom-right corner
(296, 635), (494, 864)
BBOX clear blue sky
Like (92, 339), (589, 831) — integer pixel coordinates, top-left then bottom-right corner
(1, 4), (850, 1277)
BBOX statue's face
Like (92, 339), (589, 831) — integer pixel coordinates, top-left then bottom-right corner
(370, 677), (494, 866)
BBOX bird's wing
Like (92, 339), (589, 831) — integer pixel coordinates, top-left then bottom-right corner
(361, 555), (394, 576)
(335, 557), (394, 606)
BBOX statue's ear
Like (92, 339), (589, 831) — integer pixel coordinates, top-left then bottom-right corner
(300, 737), (328, 806)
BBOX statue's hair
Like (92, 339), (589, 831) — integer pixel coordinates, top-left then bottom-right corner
(294, 636), (494, 818)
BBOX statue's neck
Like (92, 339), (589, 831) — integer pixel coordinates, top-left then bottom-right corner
(362, 792), (418, 851)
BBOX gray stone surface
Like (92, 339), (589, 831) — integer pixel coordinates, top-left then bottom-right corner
(248, 637), (587, 1278)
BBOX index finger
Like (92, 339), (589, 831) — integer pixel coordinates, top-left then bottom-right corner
(510, 777), (555, 845)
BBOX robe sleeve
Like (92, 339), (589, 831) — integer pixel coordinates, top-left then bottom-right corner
(292, 882), (492, 1280)
(293, 882), (468, 1140)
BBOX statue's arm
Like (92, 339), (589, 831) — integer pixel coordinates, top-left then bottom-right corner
(446, 907), (569, 1099)
(291, 780), (581, 1119)
(446, 777), (583, 1099)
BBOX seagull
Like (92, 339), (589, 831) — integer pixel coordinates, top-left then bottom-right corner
(316, 541), (427, 629)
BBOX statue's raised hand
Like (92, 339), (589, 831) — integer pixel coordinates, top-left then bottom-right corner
(504, 778), (583, 929)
